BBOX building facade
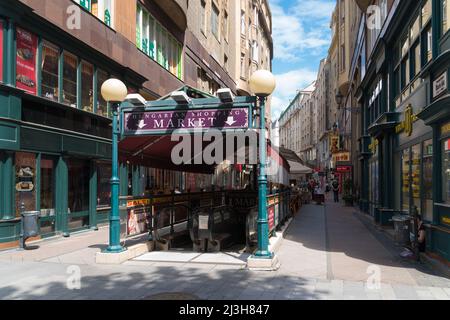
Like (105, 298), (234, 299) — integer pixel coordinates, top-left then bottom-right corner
(355, 0), (449, 262)
(0, 0), (272, 249)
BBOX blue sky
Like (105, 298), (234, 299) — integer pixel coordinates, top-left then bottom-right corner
(270, 0), (336, 121)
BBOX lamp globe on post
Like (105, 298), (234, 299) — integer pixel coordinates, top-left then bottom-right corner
(101, 79), (128, 254)
(249, 70), (276, 260)
(335, 91), (343, 109)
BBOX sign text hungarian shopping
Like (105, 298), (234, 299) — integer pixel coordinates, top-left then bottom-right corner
(123, 107), (249, 134)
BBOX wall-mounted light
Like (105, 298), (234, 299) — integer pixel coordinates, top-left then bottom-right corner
(217, 88), (235, 103)
(171, 91), (192, 104)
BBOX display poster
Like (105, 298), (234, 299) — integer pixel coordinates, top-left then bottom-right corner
(126, 200), (152, 236)
(268, 206), (275, 232)
(15, 152), (36, 217)
(0, 20), (3, 82)
(16, 27), (37, 94)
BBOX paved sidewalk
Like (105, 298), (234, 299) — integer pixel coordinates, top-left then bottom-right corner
(0, 200), (449, 300)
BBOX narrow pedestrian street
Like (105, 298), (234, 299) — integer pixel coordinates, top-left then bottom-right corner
(0, 200), (448, 300)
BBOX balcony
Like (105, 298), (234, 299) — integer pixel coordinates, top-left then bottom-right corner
(154, 0), (188, 30)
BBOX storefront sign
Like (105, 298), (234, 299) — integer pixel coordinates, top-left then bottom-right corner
(124, 108), (249, 134)
(441, 121), (450, 137)
(330, 135), (340, 154)
(442, 216), (450, 226)
(395, 104), (419, 136)
(333, 152), (351, 162)
(336, 166), (352, 173)
(0, 20), (3, 82)
(433, 72), (447, 98)
(16, 28), (37, 95)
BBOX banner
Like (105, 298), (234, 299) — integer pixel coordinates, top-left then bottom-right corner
(0, 20), (3, 82)
(16, 28), (37, 95)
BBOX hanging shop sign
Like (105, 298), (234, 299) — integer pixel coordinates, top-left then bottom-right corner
(123, 108), (249, 134)
(0, 20), (3, 83)
(16, 28), (37, 95)
(333, 152), (351, 162)
(368, 138), (378, 152)
(330, 135), (340, 154)
(395, 104), (419, 136)
(336, 165), (352, 173)
(433, 71), (447, 99)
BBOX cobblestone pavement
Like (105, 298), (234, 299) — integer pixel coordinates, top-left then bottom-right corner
(0, 200), (449, 300)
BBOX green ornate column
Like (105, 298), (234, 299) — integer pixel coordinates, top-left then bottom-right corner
(55, 156), (69, 237)
(0, 152), (15, 220)
(89, 161), (98, 230)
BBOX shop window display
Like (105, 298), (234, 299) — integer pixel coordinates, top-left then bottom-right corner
(401, 148), (410, 212)
(422, 140), (433, 221)
(97, 161), (111, 208)
(443, 137), (450, 204)
(41, 41), (59, 101)
(411, 144), (422, 214)
(81, 61), (94, 112)
(15, 152), (36, 217)
(62, 52), (78, 107)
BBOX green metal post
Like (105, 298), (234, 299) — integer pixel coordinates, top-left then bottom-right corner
(254, 96), (271, 258)
(105, 102), (125, 253)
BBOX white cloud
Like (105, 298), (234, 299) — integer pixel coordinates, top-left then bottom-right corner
(272, 0), (334, 61)
(271, 68), (318, 121)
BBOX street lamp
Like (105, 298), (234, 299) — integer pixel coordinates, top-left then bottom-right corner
(249, 70), (276, 259)
(335, 91), (344, 108)
(101, 79), (128, 253)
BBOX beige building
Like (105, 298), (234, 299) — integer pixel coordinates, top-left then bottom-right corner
(279, 82), (316, 163)
(235, 0), (273, 125)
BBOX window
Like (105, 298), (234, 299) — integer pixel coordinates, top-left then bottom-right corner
(201, 0), (207, 34)
(411, 144), (422, 215)
(97, 161), (111, 208)
(223, 10), (229, 42)
(401, 148), (410, 212)
(241, 10), (246, 36)
(62, 52), (78, 107)
(81, 61), (93, 112)
(136, 4), (182, 79)
(68, 159), (90, 214)
(97, 69), (109, 117)
(240, 53), (246, 79)
(252, 40), (259, 62)
(15, 152), (37, 217)
(0, 20), (4, 83)
(211, 3), (220, 40)
(41, 41), (59, 101)
(422, 140), (433, 221)
(40, 156), (55, 213)
(443, 0), (450, 35)
(74, 0), (114, 27)
(443, 137), (450, 204)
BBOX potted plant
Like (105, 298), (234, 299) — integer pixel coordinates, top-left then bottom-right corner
(342, 178), (354, 206)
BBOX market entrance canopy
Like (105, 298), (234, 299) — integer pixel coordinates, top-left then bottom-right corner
(118, 86), (259, 173)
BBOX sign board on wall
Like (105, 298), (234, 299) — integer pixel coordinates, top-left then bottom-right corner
(16, 28), (37, 95)
(333, 152), (351, 162)
(126, 199), (152, 236)
(123, 108), (249, 134)
(0, 20), (3, 82)
(433, 72), (447, 98)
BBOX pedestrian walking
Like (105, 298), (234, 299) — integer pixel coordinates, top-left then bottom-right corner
(332, 179), (340, 203)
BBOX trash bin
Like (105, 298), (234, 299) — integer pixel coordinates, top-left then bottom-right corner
(21, 211), (40, 239)
(20, 211), (40, 249)
(392, 215), (411, 246)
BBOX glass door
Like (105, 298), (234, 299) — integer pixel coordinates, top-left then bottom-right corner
(68, 159), (90, 231)
(39, 156), (57, 237)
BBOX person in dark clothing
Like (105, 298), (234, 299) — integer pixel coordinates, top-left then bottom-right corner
(332, 179), (340, 203)
(417, 215), (426, 253)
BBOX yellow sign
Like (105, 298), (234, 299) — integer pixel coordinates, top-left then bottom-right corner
(330, 135), (340, 154)
(368, 139), (378, 152)
(333, 152), (351, 162)
(442, 216), (450, 226)
(395, 104), (419, 136)
(127, 199), (151, 208)
(441, 122), (450, 136)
